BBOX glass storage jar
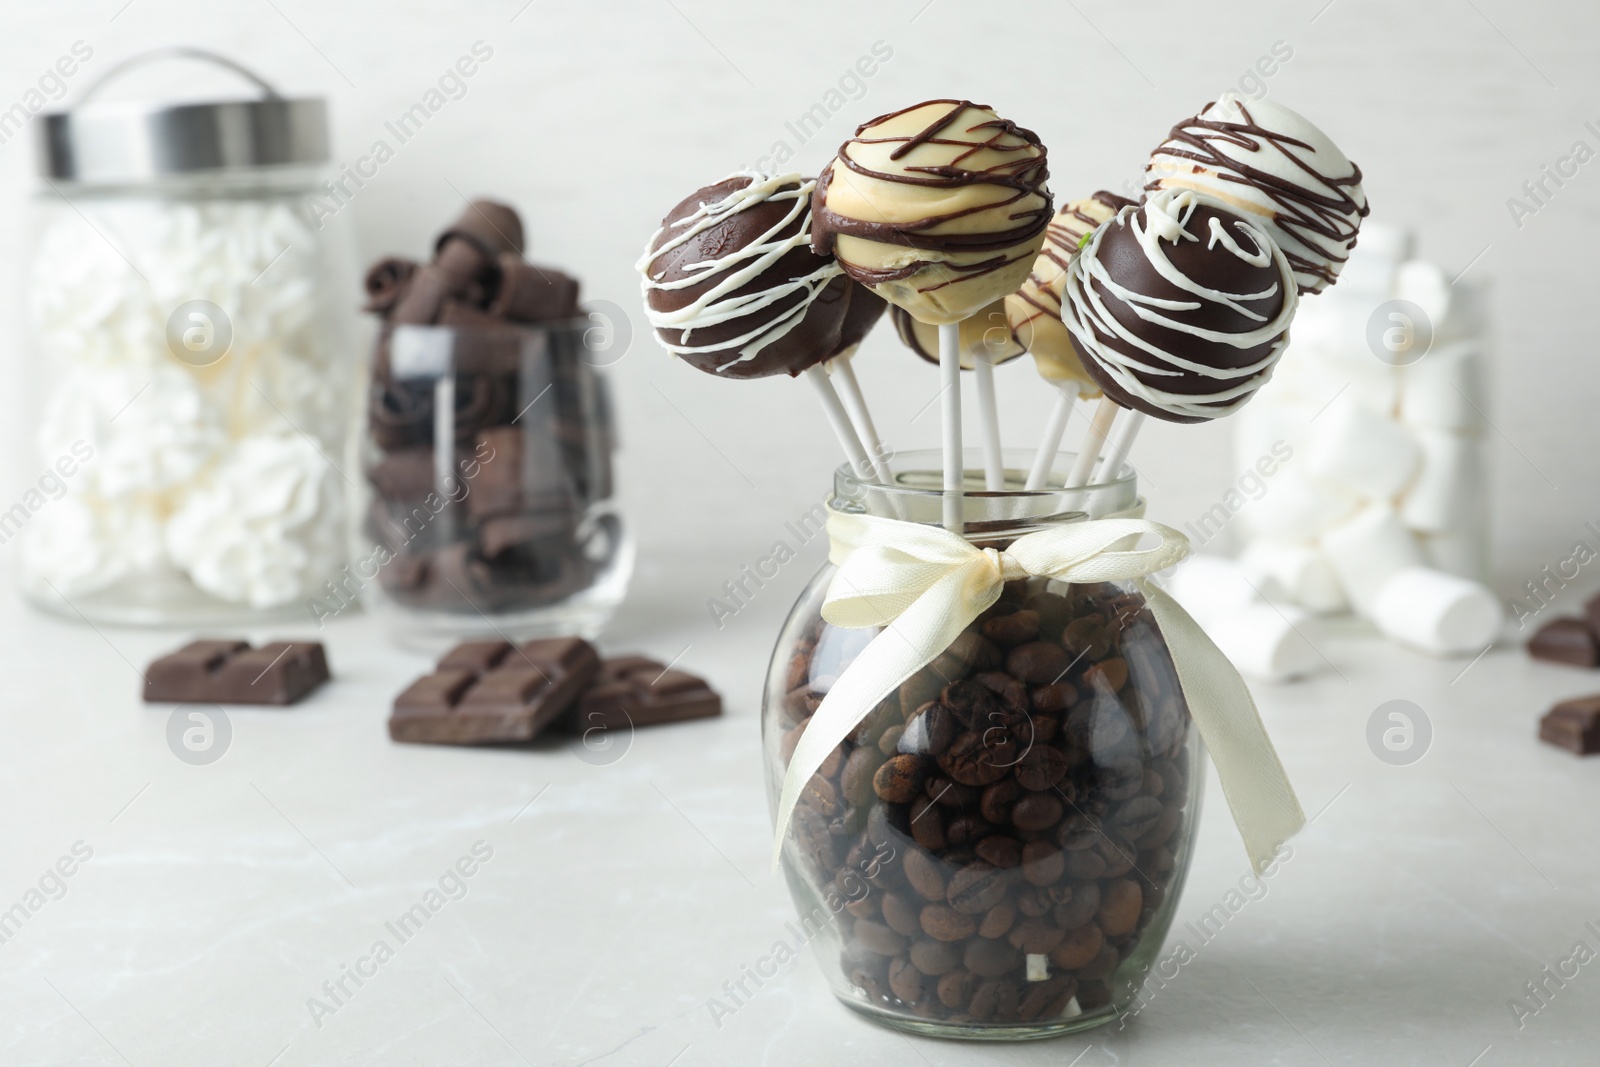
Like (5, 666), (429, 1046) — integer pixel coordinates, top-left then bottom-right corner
(763, 449), (1202, 1039)
(350, 320), (630, 648)
(18, 49), (358, 626)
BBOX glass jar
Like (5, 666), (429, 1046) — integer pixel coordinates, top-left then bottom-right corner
(762, 449), (1202, 1039)
(17, 49), (357, 626)
(350, 320), (630, 648)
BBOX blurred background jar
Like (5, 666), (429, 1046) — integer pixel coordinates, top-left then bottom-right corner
(17, 48), (357, 626)
(352, 320), (631, 649)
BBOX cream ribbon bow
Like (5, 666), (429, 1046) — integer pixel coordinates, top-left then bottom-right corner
(772, 508), (1305, 875)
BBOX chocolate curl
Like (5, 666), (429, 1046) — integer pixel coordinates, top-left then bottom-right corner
(436, 199), (525, 259)
(388, 264), (457, 324)
(489, 254), (581, 322)
(363, 257), (417, 315)
(436, 298), (505, 331)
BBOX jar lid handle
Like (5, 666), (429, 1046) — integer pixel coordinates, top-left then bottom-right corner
(75, 47), (282, 105)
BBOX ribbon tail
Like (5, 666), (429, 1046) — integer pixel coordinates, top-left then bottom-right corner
(1142, 581), (1306, 874)
(770, 562), (1001, 870)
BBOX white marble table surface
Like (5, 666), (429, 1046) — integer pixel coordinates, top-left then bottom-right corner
(1, 581), (1597, 1067)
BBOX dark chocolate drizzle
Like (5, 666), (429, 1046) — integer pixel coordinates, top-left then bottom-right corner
(811, 100), (1051, 291)
(1146, 98), (1368, 293)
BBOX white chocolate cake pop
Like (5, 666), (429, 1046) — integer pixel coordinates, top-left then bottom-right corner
(810, 99), (1052, 325)
(1146, 93), (1368, 295)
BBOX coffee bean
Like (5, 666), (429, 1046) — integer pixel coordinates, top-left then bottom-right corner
(866, 802), (909, 849)
(947, 862), (1010, 914)
(1018, 975), (1077, 1022)
(1062, 848), (1107, 881)
(982, 609), (1040, 647)
(939, 730), (1017, 787)
(924, 775), (975, 809)
(1099, 879), (1143, 937)
(1006, 641), (1072, 686)
(1011, 794), (1063, 834)
(943, 813), (994, 848)
(844, 892), (879, 920)
(909, 796), (947, 851)
(919, 903), (978, 942)
(841, 746), (886, 806)
(1007, 918), (1066, 954)
(973, 671), (1029, 714)
(909, 937), (963, 976)
(937, 967), (978, 1009)
(877, 724), (905, 756)
(899, 671), (944, 721)
(1083, 657), (1129, 693)
(939, 680), (1001, 730)
(1077, 942), (1120, 980)
(1143, 844), (1175, 877)
(848, 964), (889, 1003)
(1112, 796), (1164, 840)
(1020, 841), (1066, 886)
(1097, 834), (1137, 879)
(1047, 922), (1103, 969)
(1061, 617), (1111, 659)
(785, 650), (811, 693)
(848, 698), (899, 748)
(1056, 813), (1100, 851)
(979, 780), (1021, 825)
(853, 919), (908, 956)
(888, 956), (929, 1004)
(818, 745), (844, 781)
(963, 937), (1023, 978)
(874, 754), (928, 804)
(780, 717), (809, 765)
(802, 774), (841, 818)
(881, 891), (921, 938)
(977, 900), (1016, 939)
(900, 703), (956, 757)
(1014, 745), (1069, 791)
(1053, 882), (1099, 929)
(903, 848), (948, 901)
(1015, 886), (1052, 917)
(968, 978), (1019, 1022)
(975, 835), (1021, 869)
(1030, 682), (1077, 714)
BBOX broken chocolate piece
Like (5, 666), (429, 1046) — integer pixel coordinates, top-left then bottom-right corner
(389, 637), (599, 745)
(1540, 695), (1600, 755)
(1528, 617), (1600, 668)
(576, 655), (723, 730)
(144, 640), (330, 706)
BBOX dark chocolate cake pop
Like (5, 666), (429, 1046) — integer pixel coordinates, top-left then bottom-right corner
(1062, 188), (1298, 424)
(638, 172), (862, 379)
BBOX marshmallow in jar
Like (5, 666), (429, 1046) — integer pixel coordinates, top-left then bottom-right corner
(19, 50), (358, 624)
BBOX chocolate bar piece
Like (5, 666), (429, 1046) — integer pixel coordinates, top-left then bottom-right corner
(575, 655), (723, 731)
(1540, 695), (1600, 754)
(144, 640), (330, 705)
(389, 637), (599, 745)
(1585, 592), (1600, 647)
(1528, 617), (1599, 668)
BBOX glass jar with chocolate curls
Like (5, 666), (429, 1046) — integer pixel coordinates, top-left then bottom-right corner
(354, 319), (630, 646)
(762, 450), (1200, 1039)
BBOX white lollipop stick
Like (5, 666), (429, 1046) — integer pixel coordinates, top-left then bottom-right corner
(939, 322), (963, 531)
(803, 365), (874, 481)
(1098, 410), (1146, 480)
(1025, 380), (1081, 490)
(972, 351), (1004, 490)
(1064, 397), (1119, 489)
(828, 349), (894, 484)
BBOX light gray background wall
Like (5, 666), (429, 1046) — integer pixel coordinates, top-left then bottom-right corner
(0, 0), (1592, 639)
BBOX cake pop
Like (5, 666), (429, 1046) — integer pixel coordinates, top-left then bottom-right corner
(810, 99), (1052, 325)
(638, 171), (880, 476)
(889, 300), (1023, 369)
(1062, 187), (1298, 426)
(1146, 94), (1368, 295)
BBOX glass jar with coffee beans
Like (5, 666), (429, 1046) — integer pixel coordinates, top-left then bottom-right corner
(762, 450), (1201, 1040)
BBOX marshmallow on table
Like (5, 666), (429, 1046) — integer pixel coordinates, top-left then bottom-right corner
(1240, 539), (1347, 614)
(1303, 345), (1402, 416)
(1401, 428), (1483, 532)
(1320, 502), (1424, 616)
(1306, 397), (1420, 499)
(1371, 566), (1503, 655)
(1239, 471), (1362, 542)
(1398, 341), (1484, 431)
(1206, 603), (1324, 682)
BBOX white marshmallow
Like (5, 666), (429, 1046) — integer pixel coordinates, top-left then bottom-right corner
(1434, 277), (1489, 344)
(1304, 346), (1402, 416)
(1239, 470), (1362, 542)
(1163, 555), (1263, 628)
(1334, 222), (1413, 296)
(1320, 502), (1424, 616)
(1240, 540), (1347, 614)
(1421, 529), (1489, 582)
(1306, 398), (1419, 499)
(1397, 341), (1485, 432)
(1370, 566), (1503, 656)
(1233, 400), (1312, 470)
(1206, 603), (1325, 682)
(1400, 429), (1483, 533)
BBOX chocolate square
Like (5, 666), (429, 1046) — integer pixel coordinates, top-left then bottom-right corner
(1540, 695), (1600, 755)
(1528, 618), (1599, 668)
